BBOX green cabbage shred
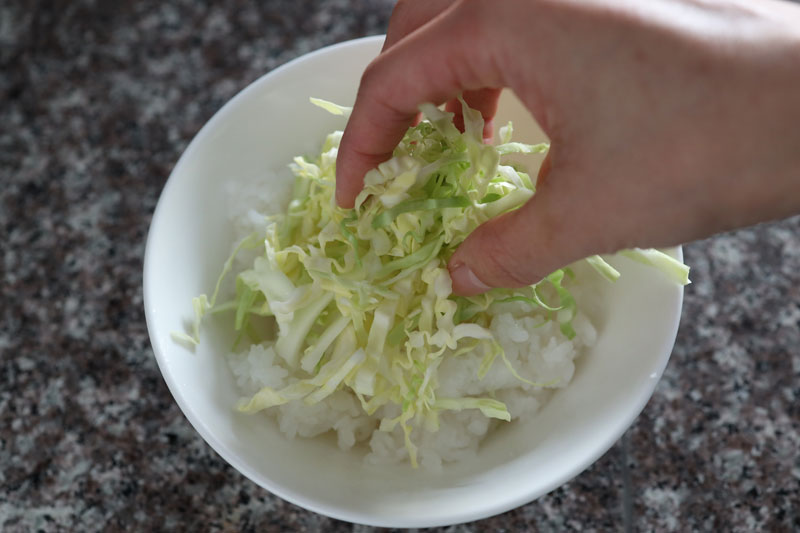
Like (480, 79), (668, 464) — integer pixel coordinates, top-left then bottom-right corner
(180, 97), (690, 467)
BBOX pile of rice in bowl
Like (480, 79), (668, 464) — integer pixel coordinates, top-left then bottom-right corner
(227, 291), (597, 470)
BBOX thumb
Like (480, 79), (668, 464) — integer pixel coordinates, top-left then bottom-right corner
(447, 160), (592, 296)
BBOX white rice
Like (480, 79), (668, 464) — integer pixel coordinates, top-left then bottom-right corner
(223, 173), (598, 470)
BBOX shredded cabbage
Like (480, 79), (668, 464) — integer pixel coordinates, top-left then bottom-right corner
(182, 97), (690, 467)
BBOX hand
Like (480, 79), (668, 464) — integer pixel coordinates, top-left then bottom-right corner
(336, 0), (800, 295)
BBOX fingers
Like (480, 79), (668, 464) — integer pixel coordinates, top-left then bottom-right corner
(447, 202), (554, 296)
(447, 161), (594, 296)
(380, 1), (459, 135)
(384, 3), (501, 140)
(336, 1), (506, 207)
(382, 0), (456, 51)
(444, 88), (502, 141)
(334, 86), (418, 208)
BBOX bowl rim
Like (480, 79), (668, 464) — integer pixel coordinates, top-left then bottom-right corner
(143, 34), (684, 527)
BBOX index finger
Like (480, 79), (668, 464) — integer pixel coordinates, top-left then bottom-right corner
(335, 3), (506, 207)
(382, 0), (455, 52)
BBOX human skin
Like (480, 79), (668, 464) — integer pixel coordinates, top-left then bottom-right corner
(335, 0), (800, 295)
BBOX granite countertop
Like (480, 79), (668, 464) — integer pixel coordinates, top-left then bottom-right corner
(2, 1), (799, 531)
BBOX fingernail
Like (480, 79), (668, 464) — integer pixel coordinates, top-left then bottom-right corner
(483, 118), (494, 144)
(335, 188), (354, 209)
(449, 262), (491, 295)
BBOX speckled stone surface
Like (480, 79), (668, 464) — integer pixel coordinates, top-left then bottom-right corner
(2, 1), (799, 531)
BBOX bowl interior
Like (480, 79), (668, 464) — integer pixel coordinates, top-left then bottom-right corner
(143, 35), (683, 528)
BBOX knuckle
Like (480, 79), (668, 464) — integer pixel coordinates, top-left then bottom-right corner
(359, 58), (381, 86)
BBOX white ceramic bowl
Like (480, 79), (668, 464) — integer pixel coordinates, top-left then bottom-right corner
(143, 35), (684, 528)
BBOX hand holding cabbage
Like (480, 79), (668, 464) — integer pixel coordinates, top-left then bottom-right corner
(337, 0), (800, 295)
